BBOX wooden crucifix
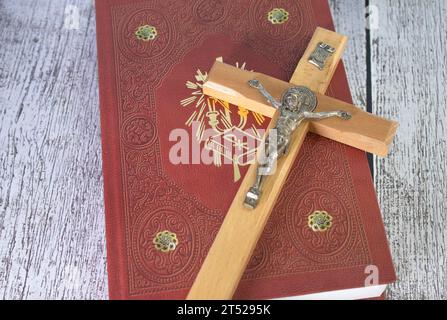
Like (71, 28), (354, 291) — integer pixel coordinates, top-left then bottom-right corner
(187, 28), (398, 300)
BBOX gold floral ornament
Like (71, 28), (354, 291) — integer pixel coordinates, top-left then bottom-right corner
(135, 25), (157, 41)
(153, 231), (178, 253)
(268, 8), (289, 25)
(308, 211), (333, 232)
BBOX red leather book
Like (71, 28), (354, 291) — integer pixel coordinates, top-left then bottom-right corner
(95, 0), (396, 300)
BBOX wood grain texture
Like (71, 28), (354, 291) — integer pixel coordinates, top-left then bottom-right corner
(289, 27), (348, 93)
(329, 0), (368, 110)
(0, 0), (107, 299)
(370, 0), (447, 300)
(188, 30), (348, 300)
(203, 61), (397, 156)
(0, 0), (445, 300)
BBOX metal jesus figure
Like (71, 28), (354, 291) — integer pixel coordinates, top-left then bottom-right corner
(244, 80), (352, 209)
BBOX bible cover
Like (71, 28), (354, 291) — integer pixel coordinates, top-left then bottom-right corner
(96, 0), (396, 299)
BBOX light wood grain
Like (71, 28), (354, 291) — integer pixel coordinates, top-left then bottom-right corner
(204, 61), (397, 157)
(290, 27), (348, 92)
(0, 0), (445, 300)
(188, 28), (348, 300)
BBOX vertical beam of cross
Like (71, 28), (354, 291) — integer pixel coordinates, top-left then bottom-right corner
(187, 28), (350, 300)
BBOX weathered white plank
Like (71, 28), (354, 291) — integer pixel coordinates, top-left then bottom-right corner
(330, 0), (368, 109)
(0, 0), (107, 299)
(370, 0), (447, 300)
(0, 0), (445, 300)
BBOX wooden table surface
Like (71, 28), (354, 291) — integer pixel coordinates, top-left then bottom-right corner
(0, 0), (445, 300)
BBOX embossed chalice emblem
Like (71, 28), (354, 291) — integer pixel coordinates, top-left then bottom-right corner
(244, 80), (351, 209)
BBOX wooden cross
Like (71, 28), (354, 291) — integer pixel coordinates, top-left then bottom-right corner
(187, 28), (398, 300)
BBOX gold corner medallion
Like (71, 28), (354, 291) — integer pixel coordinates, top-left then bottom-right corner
(135, 25), (157, 41)
(153, 230), (178, 253)
(268, 8), (289, 25)
(308, 211), (333, 232)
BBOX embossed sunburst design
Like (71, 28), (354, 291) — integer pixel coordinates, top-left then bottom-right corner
(135, 24), (157, 41)
(267, 8), (289, 25)
(180, 58), (266, 182)
(308, 211), (333, 232)
(153, 230), (178, 253)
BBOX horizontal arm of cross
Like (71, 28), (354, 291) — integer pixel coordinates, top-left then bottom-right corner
(204, 61), (398, 157)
